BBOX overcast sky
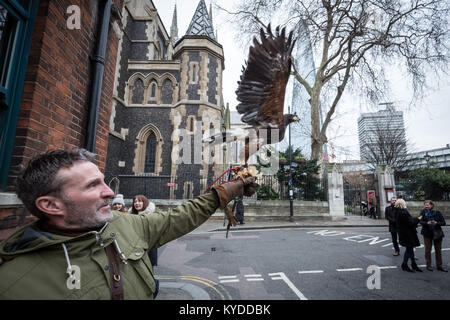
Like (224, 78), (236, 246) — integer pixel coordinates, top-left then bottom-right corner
(153, 0), (450, 161)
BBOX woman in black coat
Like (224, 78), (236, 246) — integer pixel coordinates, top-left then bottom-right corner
(395, 199), (422, 272)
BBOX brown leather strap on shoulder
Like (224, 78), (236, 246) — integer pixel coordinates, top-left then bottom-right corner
(105, 244), (124, 300)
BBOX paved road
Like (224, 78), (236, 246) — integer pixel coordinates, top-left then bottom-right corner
(154, 226), (450, 300)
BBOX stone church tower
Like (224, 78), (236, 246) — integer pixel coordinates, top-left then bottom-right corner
(106, 0), (225, 200)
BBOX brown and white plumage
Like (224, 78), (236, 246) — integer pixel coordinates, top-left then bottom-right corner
(205, 24), (298, 165)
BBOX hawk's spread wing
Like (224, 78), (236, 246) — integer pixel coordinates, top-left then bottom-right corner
(236, 25), (295, 128)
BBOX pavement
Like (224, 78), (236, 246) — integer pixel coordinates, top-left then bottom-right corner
(192, 213), (389, 233)
(154, 214), (389, 300)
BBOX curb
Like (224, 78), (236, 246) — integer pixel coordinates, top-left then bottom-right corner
(210, 224), (389, 232)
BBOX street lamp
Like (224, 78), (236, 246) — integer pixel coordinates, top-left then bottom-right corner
(288, 105), (294, 222)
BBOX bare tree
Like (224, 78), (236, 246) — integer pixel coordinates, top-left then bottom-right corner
(360, 121), (415, 171)
(217, 0), (449, 161)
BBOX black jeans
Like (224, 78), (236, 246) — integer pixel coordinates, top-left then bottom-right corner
(403, 246), (415, 265)
(390, 231), (400, 253)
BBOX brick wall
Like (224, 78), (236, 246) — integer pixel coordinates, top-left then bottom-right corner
(6, 0), (123, 189)
(1, 0), (124, 238)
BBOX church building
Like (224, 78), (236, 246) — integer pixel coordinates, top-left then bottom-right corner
(105, 0), (226, 199)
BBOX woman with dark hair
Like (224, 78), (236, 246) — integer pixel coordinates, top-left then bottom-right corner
(129, 194), (155, 215)
(395, 199), (422, 272)
(419, 200), (448, 272)
(129, 194), (157, 267)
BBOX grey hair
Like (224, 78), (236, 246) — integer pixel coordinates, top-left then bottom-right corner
(424, 200), (434, 209)
(15, 148), (96, 219)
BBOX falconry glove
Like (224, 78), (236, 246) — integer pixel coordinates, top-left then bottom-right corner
(213, 176), (258, 209)
(212, 176), (259, 238)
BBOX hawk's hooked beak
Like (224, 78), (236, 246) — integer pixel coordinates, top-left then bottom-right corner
(293, 115), (299, 122)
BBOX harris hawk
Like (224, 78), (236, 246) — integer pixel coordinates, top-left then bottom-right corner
(204, 24), (299, 171)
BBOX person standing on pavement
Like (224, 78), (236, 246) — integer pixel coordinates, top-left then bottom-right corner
(395, 199), (423, 272)
(419, 200), (448, 272)
(0, 148), (258, 299)
(129, 194), (157, 267)
(385, 196), (400, 256)
(369, 196), (377, 219)
(235, 197), (245, 225)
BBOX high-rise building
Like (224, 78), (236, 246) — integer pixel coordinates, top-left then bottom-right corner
(358, 106), (407, 162)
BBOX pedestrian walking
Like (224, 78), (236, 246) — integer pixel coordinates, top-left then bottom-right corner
(0, 148), (258, 299)
(129, 194), (157, 266)
(395, 199), (423, 272)
(385, 196), (400, 256)
(235, 197), (245, 225)
(419, 200), (448, 272)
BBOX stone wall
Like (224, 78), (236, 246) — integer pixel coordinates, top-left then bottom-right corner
(142, 199), (331, 221)
(402, 201), (450, 217)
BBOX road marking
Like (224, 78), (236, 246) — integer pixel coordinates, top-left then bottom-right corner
(156, 275), (230, 300)
(306, 230), (346, 236)
(244, 274), (264, 281)
(246, 278), (265, 281)
(298, 270), (324, 274)
(269, 272), (308, 300)
(378, 266), (397, 269)
(218, 275), (239, 283)
(442, 248), (450, 251)
(219, 279), (239, 283)
(336, 268), (363, 272)
(218, 275), (237, 279)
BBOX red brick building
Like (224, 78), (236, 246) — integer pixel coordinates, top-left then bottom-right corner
(0, 0), (124, 240)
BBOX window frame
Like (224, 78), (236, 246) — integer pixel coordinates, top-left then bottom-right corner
(0, 0), (39, 190)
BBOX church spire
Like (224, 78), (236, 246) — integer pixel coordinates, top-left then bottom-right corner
(209, 2), (213, 26)
(170, 3), (178, 43)
(186, 0), (216, 40)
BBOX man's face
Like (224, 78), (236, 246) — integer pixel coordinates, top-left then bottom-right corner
(424, 202), (432, 210)
(390, 197), (397, 205)
(56, 161), (115, 229)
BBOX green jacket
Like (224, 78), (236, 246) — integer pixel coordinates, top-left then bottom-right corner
(0, 191), (219, 300)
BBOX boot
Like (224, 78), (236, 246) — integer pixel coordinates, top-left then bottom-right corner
(401, 263), (414, 272)
(411, 262), (423, 272)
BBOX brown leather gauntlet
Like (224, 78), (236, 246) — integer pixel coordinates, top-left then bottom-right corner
(212, 177), (258, 209)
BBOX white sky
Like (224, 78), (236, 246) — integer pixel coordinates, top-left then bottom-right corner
(153, 0), (450, 161)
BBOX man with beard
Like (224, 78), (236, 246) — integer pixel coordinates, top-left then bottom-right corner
(0, 149), (258, 299)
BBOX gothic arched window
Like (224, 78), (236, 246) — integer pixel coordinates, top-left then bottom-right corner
(145, 132), (157, 173)
(151, 82), (156, 97)
(147, 80), (158, 104)
(132, 78), (144, 104)
(133, 124), (163, 175)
